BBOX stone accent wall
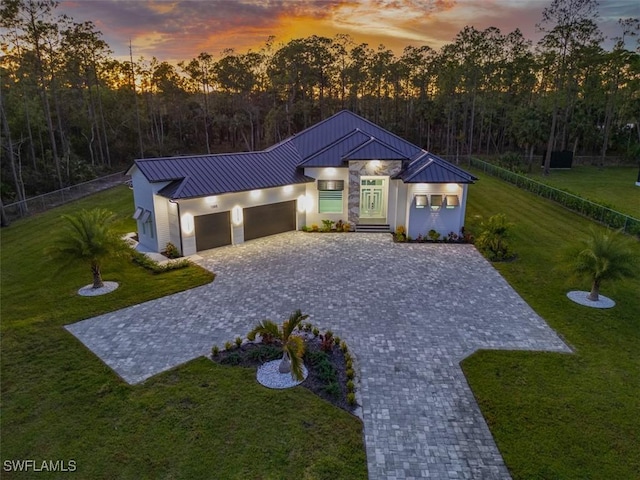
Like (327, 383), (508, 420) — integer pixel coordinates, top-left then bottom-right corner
(347, 160), (403, 224)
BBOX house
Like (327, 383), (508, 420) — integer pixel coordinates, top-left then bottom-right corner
(127, 110), (477, 256)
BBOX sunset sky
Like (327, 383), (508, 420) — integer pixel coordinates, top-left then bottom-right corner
(58, 0), (638, 63)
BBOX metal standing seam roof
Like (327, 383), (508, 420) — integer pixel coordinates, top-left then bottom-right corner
(135, 142), (313, 200)
(397, 153), (478, 184)
(129, 110), (476, 200)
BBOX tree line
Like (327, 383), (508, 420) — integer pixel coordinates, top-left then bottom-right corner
(1, 0), (639, 206)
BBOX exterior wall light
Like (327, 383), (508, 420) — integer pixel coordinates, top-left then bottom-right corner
(446, 195), (459, 208)
(205, 196), (217, 205)
(430, 194), (443, 211)
(304, 194), (315, 213)
(283, 185), (293, 194)
(232, 206), (243, 226)
(250, 190), (261, 199)
(415, 194), (428, 209)
(326, 167), (337, 176)
(446, 183), (459, 192)
(370, 160), (381, 168)
(297, 195), (306, 213)
(181, 213), (195, 234)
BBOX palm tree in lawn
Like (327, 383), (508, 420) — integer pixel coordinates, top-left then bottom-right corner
(49, 208), (129, 289)
(564, 228), (637, 302)
(247, 309), (309, 381)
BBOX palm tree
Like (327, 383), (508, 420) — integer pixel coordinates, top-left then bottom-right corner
(564, 228), (637, 302)
(247, 309), (309, 381)
(49, 208), (129, 289)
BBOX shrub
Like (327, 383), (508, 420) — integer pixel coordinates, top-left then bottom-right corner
(347, 393), (357, 406)
(220, 352), (241, 366)
(303, 323), (313, 332)
(224, 340), (233, 351)
(163, 242), (180, 259)
(247, 345), (281, 363)
(321, 219), (335, 232)
(131, 250), (191, 273)
(428, 229), (441, 242)
(447, 232), (459, 242)
(211, 345), (220, 357)
(346, 380), (355, 392)
(333, 335), (341, 345)
(323, 382), (341, 397)
(300, 225), (310, 232)
(316, 361), (338, 384)
(340, 341), (348, 353)
(346, 358), (353, 370)
(342, 222), (351, 232)
(320, 331), (334, 352)
(235, 337), (243, 348)
(475, 213), (515, 261)
(395, 225), (406, 242)
(346, 368), (354, 380)
(312, 327), (320, 337)
(335, 219), (343, 231)
(311, 224), (319, 232)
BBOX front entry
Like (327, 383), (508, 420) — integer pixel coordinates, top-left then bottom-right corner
(360, 176), (387, 222)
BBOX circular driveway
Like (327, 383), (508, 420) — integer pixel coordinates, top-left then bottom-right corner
(67, 232), (570, 479)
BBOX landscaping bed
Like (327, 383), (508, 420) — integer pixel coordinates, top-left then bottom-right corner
(211, 335), (357, 414)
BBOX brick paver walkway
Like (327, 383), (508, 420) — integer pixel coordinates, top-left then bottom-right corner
(67, 232), (570, 479)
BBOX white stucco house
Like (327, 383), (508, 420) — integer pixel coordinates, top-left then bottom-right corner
(127, 110), (477, 256)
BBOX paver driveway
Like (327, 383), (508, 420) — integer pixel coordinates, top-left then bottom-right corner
(67, 232), (570, 479)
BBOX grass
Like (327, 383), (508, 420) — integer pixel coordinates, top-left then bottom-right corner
(461, 171), (640, 479)
(1, 186), (366, 479)
(525, 165), (639, 218)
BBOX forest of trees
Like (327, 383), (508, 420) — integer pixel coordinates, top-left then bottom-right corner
(1, 0), (639, 206)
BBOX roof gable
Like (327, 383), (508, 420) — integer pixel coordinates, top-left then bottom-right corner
(398, 153), (477, 184)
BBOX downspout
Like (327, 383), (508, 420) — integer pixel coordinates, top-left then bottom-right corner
(175, 200), (184, 256)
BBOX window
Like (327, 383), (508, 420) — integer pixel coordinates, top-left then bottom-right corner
(319, 191), (343, 213)
(317, 179), (344, 213)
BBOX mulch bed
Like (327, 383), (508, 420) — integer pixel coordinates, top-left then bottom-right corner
(210, 336), (356, 413)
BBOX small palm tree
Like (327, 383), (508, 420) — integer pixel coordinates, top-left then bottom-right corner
(564, 228), (637, 302)
(247, 309), (309, 381)
(48, 208), (129, 289)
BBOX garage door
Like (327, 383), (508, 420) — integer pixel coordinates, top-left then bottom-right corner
(244, 201), (296, 241)
(195, 211), (231, 251)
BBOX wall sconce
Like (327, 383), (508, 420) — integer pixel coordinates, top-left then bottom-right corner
(370, 160), (381, 169)
(205, 196), (217, 206)
(250, 190), (261, 199)
(446, 195), (459, 208)
(415, 194), (427, 209)
(232, 206), (243, 226)
(181, 213), (195, 234)
(446, 183), (459, 192)
(304, 194), (314, 213)
(283, 185), (293, 194)
(297, 195), (306, 213)
(430, 194), (443, 211)
(326, 167), (337, 176)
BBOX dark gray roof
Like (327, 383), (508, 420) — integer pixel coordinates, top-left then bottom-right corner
(132, 142), (313, 199)
(129, 110), (475, 200)
(396, 153), (477, 184)
(283, 110), (421, 165)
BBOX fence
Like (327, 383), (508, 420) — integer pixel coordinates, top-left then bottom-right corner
(469, 158), (640, 236)
(2, 171), (128, 223)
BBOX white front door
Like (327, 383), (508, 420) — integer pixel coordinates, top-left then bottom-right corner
(360, 177), (387, 221)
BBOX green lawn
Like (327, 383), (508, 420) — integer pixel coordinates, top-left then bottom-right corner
(526, 165), (640, 218)
(0, 186), (367, 479)
(462, 172), (640, 479)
